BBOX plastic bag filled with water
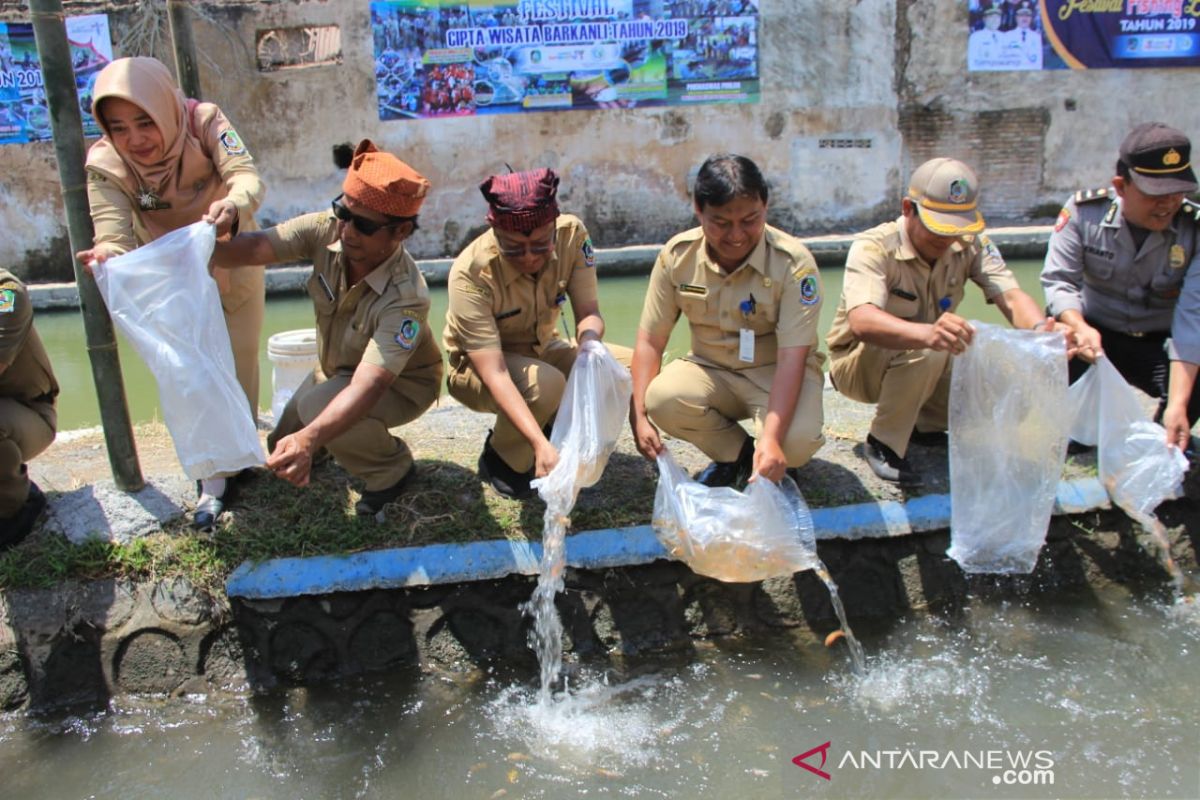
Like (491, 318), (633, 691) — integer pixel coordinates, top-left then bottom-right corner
(93, 222), (265, 479)
(652, 448), (819, 582)
(1067, 356), (1187, 528)
(947, 322), (1069, 574)
(532, 340), (632, 511)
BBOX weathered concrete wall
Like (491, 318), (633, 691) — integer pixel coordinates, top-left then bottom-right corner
(1, 0), (1195, 281)
(2, 504), (1195, 711)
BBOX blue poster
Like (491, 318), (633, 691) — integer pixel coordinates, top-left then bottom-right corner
(0, 14), (112, 144)
(967, 1), (1200, 71)
(371, 0), (759, 121)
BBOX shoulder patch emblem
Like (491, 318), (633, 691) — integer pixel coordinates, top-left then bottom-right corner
(219, 129), (247, 157)
(581, 237), (595, 268)
(799, 274), (820, 306)
(0, 288), (15, 314)
(1054, 207), (1070, 233)
(395, 317), (420, 350)
(979, 234), (1001, 260)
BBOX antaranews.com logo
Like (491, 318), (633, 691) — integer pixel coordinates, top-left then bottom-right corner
(794, 742), (1055, 787)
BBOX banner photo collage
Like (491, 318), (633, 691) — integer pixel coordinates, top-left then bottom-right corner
(968, 0), (1200, 71)
(371, 0), (759, 121)
(0, 14), (112, 145)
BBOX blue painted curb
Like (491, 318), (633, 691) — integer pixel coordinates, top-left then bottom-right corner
(225, 477), (1110, 599)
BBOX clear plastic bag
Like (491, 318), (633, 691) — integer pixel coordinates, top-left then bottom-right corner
(532, 340), (632, 510)
(93, 222), (265, 479)
(652, 448), (819, 582)
(1067, 356), (1187, 527)
(947, 322), (1070, 574)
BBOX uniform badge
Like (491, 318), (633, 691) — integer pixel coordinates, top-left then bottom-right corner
(1054, 207), (1070, 233)
(679, 283), (708, 296)
(581, 237), (595, 268)
(395, 317), (420, 350)
(948, 179), (969, 203)
(219, 130), (247, 156)
(1170, 244), (1186, 269)
(979, 234), (1001, 259)
(0, 288), (15, 313)
(1103, 202), (1118, 225)
(799, 274), (820, 306)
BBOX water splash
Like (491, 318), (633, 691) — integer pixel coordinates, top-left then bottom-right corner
(815, 564), (866, 674)
(523, 506), (571, 704)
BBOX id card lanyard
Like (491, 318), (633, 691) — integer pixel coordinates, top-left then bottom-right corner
(738, 294), (756, 363)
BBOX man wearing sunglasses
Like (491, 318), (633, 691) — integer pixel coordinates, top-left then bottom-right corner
(444, 167), (631, 499)
(213, 139), (441, 515)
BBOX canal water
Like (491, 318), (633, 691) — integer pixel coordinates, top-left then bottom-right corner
(1, 587), (1196, 798)
(34, 262), (1040, 431)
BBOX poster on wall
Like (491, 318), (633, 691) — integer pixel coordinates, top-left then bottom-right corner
(371, 0), (759, 121)
(967, 0), (1200, 71)
(0, 14), (112, 144)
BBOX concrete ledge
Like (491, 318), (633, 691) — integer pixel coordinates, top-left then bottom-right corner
(28, 229), (1053, 309)
(225, 475), (1108, 599)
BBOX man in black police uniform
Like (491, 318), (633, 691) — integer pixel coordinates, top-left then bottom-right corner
(1041, 122), (1200, 430)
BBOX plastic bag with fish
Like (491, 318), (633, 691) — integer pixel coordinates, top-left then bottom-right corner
(532, 340), (632, 511)
(92, 222), (264, 479)
(1067, 356), (1187, 528)
(947, 322), (1070, 574)
(652, 448), (819, 582)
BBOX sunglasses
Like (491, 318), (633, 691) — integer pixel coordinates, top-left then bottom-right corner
(495, 229), (557, 258)
(331, 194), (414, 236)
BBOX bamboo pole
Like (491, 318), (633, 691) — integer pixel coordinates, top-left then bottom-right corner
(29, 0), (144, 491)
(166, 0), (202, 100)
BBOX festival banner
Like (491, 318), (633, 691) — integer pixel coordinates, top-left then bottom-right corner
(371, 0), (759, 121)
(0, 14), (112, 145)
(967, 1), (1200, 71)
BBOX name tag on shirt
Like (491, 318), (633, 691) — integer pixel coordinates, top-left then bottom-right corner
(739, 328), (755, 363)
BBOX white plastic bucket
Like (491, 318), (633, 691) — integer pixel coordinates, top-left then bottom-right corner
(267, 328), (319, 422)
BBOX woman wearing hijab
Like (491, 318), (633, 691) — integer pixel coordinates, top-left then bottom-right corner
(76, 56), (266, 530)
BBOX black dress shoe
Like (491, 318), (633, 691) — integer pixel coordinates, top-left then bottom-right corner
(356, 465), (418, 516)
(864, 434), (922, 485)
(908, 428), (948, 448)
(695, 437), (755, 488)
(1, 482), (47, 551)
(478, 431), (534, 500)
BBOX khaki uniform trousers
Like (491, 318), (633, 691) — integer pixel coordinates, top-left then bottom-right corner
(448, 340), (633, 473)
(268, 364), (441, 491)
(829, 343), (951, 458)
(0, 398), (55, 517)
(645, 359), (825, 467)
(218, 264), (265, 423)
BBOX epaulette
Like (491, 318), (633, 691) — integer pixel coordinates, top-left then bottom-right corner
(1183, 198), (1200, 222)
(764, 226), (812, 262)
(1073, 187), (1114, 204)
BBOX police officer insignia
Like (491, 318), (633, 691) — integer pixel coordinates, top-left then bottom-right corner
(0, 288), (14, 313)
(1170, 244), (1186, 269)
(581, 237), (595, 268)
(395, 317), (420, 350)
(948, 179), (969, 204)
(219, 130), (247, 156)
(799, 274), (820, 305)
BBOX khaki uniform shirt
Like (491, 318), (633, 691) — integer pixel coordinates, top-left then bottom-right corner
(86, 103), (264, 310)
(1042, 190), (1200, 355)
(265, 212), (441, 382)
(0, 269), (58, 415)
(443, 214), (598, 367)
(826, 218), (1020, 354)
(638, 224), (824, 373)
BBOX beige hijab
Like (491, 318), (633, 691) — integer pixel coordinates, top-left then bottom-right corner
(85, 57), (223, 241)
